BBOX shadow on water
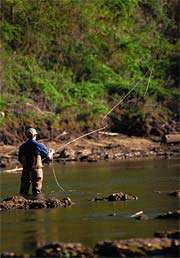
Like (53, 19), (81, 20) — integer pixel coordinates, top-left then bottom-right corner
(0, 159), (179, 254)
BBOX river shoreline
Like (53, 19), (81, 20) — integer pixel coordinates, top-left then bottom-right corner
(1, 233), (179, 257)
(0, 134), (179, 172)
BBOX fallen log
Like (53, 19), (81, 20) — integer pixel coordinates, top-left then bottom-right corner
(98, 131), (119, 136)
(163, 134), (180, 144)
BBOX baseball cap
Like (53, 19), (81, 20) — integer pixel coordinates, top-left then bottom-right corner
(26, 128), (38, 137)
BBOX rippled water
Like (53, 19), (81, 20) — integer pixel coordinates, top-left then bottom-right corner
(0, 159), (179, 254)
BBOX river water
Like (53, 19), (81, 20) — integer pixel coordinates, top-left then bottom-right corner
(0, 159), (179, 255)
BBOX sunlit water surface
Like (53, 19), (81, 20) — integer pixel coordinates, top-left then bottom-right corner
(0, 159), (179, 254)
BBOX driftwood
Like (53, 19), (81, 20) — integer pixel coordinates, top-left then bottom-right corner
(98, 131), (119, 136)
(163, 134), (180, 144)
(0, 167), (23, 173)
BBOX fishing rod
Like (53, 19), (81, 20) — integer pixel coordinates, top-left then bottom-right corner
(50, 126), (107, 195)
(51, 69), (153, 194)
(55, 69), (152, 155)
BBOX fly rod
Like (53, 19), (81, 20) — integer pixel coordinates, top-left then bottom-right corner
(51, 69), (152, 193)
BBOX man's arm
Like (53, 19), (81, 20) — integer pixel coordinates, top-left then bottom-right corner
(36, 142), (54, 161)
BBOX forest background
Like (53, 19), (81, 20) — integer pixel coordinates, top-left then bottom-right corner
(0, 0), (179, 144)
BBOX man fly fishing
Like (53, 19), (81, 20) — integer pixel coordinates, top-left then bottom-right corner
(18, 128), (55, 197)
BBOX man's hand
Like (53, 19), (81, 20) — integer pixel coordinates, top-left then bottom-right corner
(48, 148), (55, 160)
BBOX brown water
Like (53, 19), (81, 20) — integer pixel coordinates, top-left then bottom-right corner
(0, 159), (179, 255)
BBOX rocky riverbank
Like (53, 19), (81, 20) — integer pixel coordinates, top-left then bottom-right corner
(0, 133), (179, 172)
(1, 232), (179, 257)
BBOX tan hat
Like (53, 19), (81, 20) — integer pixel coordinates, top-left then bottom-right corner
(26, 128), (38, 137)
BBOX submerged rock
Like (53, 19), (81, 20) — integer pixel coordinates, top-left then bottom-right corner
(36, 242), (93, 257)
(0, 195), (73, 211)
(155, 189), (180, 197)
(94, 238), (180, 257)
(156, 210), (180, 219)
(91, 192), (138, 202)
(1, 252), (24, 257)
(154, 230), (180, 239)
(168, 190), (180, 197)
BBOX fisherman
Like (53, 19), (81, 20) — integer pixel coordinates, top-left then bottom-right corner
(18, 128), (55, 196)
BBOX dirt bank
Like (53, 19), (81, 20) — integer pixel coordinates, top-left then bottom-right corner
(0, 133), (179, 171)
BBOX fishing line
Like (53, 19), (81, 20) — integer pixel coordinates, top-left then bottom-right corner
(143, 68), (153, 97)
(51, 69), (152, 194)
(102, 71), (149, 122)
(51, 126), (107, 194)
(56, 125), (107, 153)
(51, 159), (67, 195)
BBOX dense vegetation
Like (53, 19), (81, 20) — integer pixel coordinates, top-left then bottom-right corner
(0, 0), (179, 142)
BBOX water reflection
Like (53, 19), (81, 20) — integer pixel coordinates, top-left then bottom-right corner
(0, 159), (179, 254)
(21, 209), (47, 252)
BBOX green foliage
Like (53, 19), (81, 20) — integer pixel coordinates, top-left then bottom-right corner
(0, 96), (7, 109)
(0, 0), (178, 133)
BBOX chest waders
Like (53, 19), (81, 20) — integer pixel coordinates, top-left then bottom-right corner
(19, 155), (43, 196)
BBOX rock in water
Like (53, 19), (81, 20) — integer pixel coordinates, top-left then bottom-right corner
(1, 252), (23, 257)
(156, 210), (180, 219)
(168, 190), (180, 197)
(0, 195), (73, 211)
(155, 189), (180, 197)
(94, 238), (180, 257)
(36, 242), (93, 257)
(106, 192), (138, 201)
(154, 230), (180, 239)
(91, 192), (138, 202)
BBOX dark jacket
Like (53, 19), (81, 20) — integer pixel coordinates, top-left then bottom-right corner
(18, 139), (49, 169)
